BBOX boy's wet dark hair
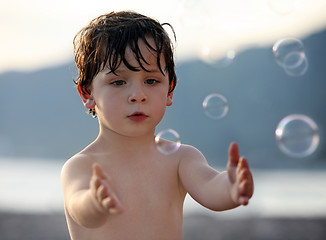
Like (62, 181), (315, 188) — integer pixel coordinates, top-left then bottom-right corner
(73, 11), (177, 95)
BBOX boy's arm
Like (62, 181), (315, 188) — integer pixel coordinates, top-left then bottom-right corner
(61, 156), (123, 228)
(178, 142), (254, 211)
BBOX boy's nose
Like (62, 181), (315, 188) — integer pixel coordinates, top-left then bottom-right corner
(128, 86), (147, 103)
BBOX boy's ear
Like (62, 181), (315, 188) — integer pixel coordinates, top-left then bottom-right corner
(77, 85), (96, 109)
(166, 91), (174, 106)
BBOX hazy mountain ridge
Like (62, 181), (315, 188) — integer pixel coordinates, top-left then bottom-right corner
(1, 28), (326, 169)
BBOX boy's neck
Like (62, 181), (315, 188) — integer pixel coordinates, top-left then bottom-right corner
(93, 127), (157, 155)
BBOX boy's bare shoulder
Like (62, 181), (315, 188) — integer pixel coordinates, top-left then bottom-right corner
(178, 143), (206, 162)
(61, 150), (98, 198)
(62, 152), (93, 169)
(61, 149), (97, 182)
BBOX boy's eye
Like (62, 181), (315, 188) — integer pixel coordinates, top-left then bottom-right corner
(145, 79), (158, 85)
(111, 80), (126, 86)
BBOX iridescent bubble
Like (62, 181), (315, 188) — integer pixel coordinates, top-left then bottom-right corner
(201, 47), (236, 69)
(203, 93), (229, 119)
(275, 114), (319, 158)
(273, 37), (304, 67)
(273, 37), (308, 76)
(155, 129), (181, 155)
(283, 53), (308, 76)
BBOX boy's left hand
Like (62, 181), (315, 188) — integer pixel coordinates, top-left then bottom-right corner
(227, 142), (254, 206)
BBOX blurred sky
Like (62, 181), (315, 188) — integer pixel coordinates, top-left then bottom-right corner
(1, 0), (326, 73)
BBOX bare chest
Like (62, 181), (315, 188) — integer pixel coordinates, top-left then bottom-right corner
(110, 159), (183, 212)
(67, 156), (185, 240)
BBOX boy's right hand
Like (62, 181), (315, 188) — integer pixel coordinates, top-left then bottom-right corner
(90, 163), (124, 214)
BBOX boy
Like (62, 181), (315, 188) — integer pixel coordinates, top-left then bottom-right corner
(61, 11), (254, 240)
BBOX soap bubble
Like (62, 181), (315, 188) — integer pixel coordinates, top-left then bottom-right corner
(201, 47), (236, 69)
(273, 37), (308, 76)
(203, 94), (228, 119)
(283, 53), (308, 76)
(273, 37), (304, 67)
(155, 129), (181, 155)
(275, 114), (319, 158)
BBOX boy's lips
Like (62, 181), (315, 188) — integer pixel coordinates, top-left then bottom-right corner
(128, 112), (148, 122)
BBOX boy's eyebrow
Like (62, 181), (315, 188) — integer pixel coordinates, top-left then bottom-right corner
(105, 67), (165, 75)
(105, 68), (130, 75)
(144, 68), (165, 74)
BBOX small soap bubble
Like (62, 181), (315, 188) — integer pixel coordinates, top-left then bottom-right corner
(201, 47), (236, 69)
(273, 37), (308, 76)
(203, 93), (229, 120)
(275, 114), (319, 158)
(155, 129), (181, 155)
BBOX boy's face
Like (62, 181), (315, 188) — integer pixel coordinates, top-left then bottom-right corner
(79, 37), (173, 137)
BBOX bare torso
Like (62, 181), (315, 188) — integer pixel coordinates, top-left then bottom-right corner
(64, 148), (186, 240)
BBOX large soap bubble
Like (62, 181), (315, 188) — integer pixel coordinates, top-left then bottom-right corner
(273, 37), (308, 77)
(200, 46), (236, 69)
(202, 93), (229, 120)
(275, 114), (319, 158)
(155, 129), (181, 155)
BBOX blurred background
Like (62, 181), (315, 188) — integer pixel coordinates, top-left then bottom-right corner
(1, 0), (326, 239)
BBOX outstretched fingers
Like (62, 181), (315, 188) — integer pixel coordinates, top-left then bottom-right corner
(98, 180), (124, 214)
(237, 157), (254, 205)
(226, 143), (254, 206)
(227, 142), (240, 184)
(228, 142), (240, 167)
(91, 163), (124, 214)
(93, 163), (106, 179)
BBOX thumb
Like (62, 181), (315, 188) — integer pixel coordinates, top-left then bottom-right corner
(228, 142), (240, 167)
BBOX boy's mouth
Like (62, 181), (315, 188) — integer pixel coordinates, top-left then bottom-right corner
(128, 112), (148, 122)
